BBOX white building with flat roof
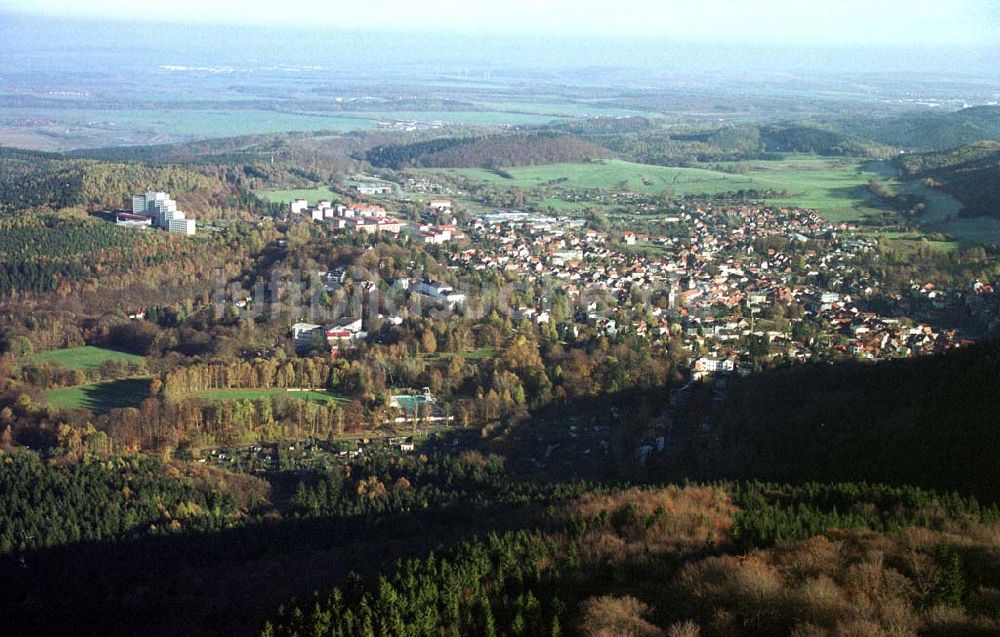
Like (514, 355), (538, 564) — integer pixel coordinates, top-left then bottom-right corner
(168, 218), (196, 236)
(132, 191), (196, 235)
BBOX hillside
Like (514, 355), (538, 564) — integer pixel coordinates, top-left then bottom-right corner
(0, 145), (260, 217)
(758, 124), (894, 157)
(365, 132), (616, 168)
(896, 141), (1000, 218)
(264, 483), (1000, 637)
(660, 341), (1000, 503)
(549, 118), (894, 164)
(833, 105), (1000, 151)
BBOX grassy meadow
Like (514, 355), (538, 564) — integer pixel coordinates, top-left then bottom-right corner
(46, 378), (151, 414)
(431, 157), (894, 223)
(32, 346), (145, 371)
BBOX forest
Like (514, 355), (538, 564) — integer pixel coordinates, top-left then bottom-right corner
(365, 132), (614, 169)
(653, 341), (1000, 503)
(896, 141), (1000, 218)
(4, 443), (998, 637)
(264, 482), (1000, 637)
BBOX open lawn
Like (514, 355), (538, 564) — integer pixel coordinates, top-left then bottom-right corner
(252, 187), (341, 205)
(32, 346), (144, 371)
(185, 388), (349, 405)
(46, 378), (151, 414)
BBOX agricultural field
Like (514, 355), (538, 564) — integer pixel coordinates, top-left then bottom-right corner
(431, 156), (897, 224)
(723, 156), (891, 223)
(345, 110), (566, 127)
(0, 107), (379, 150)
(891, 178), (1000, 244)
(46, 378), (151, 413)
(252, 187), (341, 205)
(885, 237), (962, 254)
(431, 160), (746, 193)
(31, 346), (145, 371)
(467, 99), (652, 119)
(184, 388), (349, 405)
(0, 106), (567, 151)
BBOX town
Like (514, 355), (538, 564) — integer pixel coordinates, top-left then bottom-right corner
(267, 187), (991, 385)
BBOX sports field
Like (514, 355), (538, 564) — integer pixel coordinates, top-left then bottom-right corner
(185, 388), (349, 405)
(252, 188), (341, 205)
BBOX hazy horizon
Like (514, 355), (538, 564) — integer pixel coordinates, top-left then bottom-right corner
(1, 7), (999, 78)
(3, 0), (998, 45)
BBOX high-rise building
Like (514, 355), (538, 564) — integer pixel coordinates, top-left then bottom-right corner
(168, 218), (196, 235)
(131, 191), (196, 235)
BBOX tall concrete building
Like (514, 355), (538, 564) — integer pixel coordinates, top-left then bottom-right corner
(132, 191), (196, 235)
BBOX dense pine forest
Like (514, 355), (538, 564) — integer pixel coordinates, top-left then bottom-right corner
(659, 341), (1000, 503)
(264, 483), (1000, 637)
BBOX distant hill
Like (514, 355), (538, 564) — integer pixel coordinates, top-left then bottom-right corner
(758, 124), (895, 157)
(833, 105), (1000, 151)
(896, 141), (1000, 217)
(548, 119), (895, 163)
(365, 132), (616, 169)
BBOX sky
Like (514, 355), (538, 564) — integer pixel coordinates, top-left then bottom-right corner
(2, 0), (998, 46)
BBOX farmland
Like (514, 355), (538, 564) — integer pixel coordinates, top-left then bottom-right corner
(31, 346), (145, 371)
(430, 157), (894, 223)
(432, 160), (748, 193)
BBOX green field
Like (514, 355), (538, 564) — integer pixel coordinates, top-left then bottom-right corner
(431, 157), (893, 224)
(252, 188), (341, 205)
(725, 157), (891, 223)
(886, 237), (962, 254)
(421, 348), (496, 361)
(32, 346), (144, 371)
(433, 160), (746, 194)
(46, 378), (151, 413)
(185, 388), (349, 405)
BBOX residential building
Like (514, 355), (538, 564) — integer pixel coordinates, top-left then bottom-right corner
(131, 190), (196, 235)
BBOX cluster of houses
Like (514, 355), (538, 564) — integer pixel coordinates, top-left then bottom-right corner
(270, 181), (992, 383)
(289, 198), (464, 243)
(446, 203), (979, 379)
